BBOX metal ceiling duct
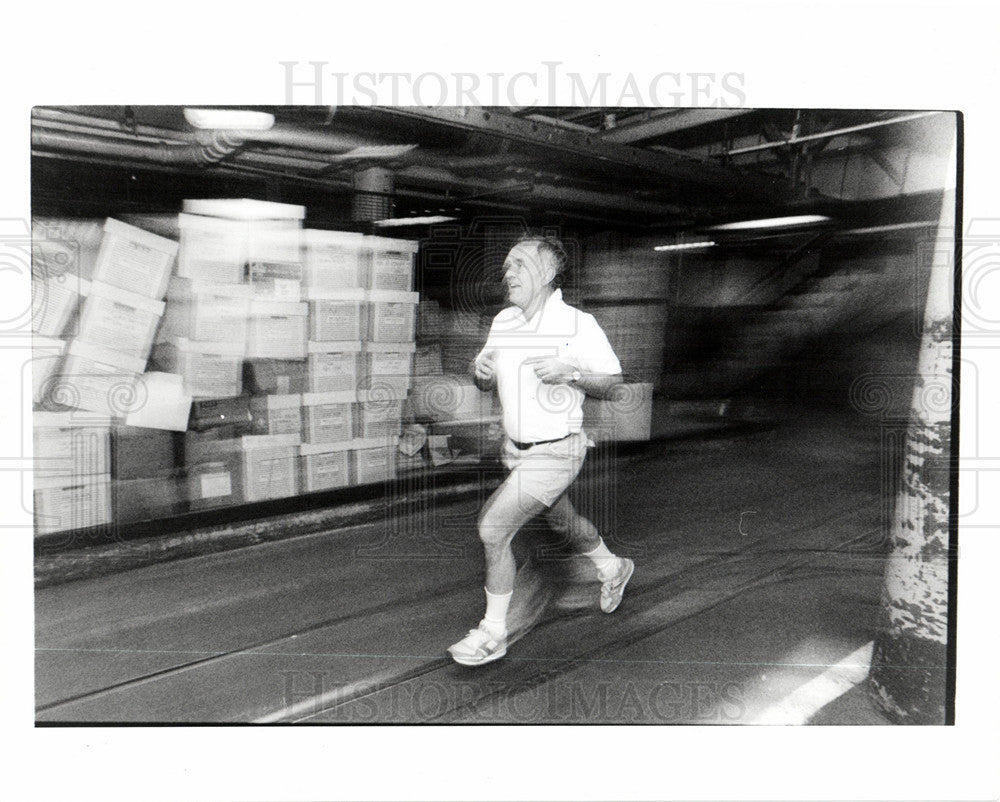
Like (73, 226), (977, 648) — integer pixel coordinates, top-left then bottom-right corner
(30, 128), (248, 167)
(31, 107), (414, 159)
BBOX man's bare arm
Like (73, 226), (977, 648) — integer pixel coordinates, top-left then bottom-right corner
(573, 371), (624, 399)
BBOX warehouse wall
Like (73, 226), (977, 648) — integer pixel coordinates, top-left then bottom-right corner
(561, 223), (939, 415)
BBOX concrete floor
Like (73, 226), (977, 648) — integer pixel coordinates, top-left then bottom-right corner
(35, 407), (895, 724)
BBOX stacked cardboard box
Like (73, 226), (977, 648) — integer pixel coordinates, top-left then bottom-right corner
(110, 427), (187, 524)
(364, 236), (419, 292)
(31, 218), (192, 536)
(33, 210), (423, 528)
(303, 230), (366, 292)
(302, 390), (355, 445)
(31, 272), (90, 338)
(31, 336), (66, 406)
(53, 219), (177, 417)
(250, 394), (304, 436)
(408, 374), (495, 423)
(186, 433), (301, 507)
(439, 309), (490, 374)
(33, 412), (113, 535)
(360, 342), (415, 396)
(302, 234), (419, 489)
(300, 441), (352, 492)
(173, 200), (307, 508)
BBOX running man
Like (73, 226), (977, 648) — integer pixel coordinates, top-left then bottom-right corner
(448, 235), (635, 666)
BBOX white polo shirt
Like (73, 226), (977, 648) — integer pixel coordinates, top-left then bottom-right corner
(479, 289), (622, 442)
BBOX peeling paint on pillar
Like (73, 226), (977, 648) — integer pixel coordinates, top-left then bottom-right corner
(867, 172), (956, 723)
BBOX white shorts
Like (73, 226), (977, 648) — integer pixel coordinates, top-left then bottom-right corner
(500, 430), (590, 507)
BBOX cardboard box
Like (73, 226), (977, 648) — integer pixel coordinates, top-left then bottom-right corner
(360, 341), (415, 396)
(113, 472), (188, 523)
(366, 290), (419, 342)
(247, 300), (308, 360)
(352, 443), (398, 485)
(31, 272), (90, 338)
(249, 394), (303, 436)
(154, 337), (244, 398)
(32, 336), (67, 406)
(58, 340), (147, 417)
(186, 433), (300, 503)
(303, 229), (366, 292)
(299, 442), (352, 493)
(307, 341), (362, 393)
(247, 261), (303, 301)
(415, 299), (447, 341)
(427, 417), (504, 459)
(364, 236), (418, 291)
(76, 280), (165, 360)
(302, 390), (355, 445)
(356, 398), (404, 439)
(182, 198), (306, 221)
(189, 395), (253, 434)
(179, 202), (304, 282)
(408, 374), (494, 423)
(34, 472), (112, 535)
(307, 289), (366, 342)
(582, 382), (654, 443)
(187, 459), (242, 510)
(158, 278), (251, 344)
(32, 217), (104, 282)
(177, 213), (248, 284)
(413, 342), (444, 376)
(124, 372), (193, 432)
(111, 425), (178, 479)
(244, 358), (308, 395)
(92, 218), (178, 300)
(33, 411), (112, 480)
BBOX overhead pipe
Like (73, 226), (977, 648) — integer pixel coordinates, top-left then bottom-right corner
(30, 128), (247, 167)
(32, 107), (408, 157)
(723, 111), (943, 157)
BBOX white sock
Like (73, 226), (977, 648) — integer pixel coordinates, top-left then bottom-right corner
(583, 539), (619, 581)
(483, 588), (512, 636)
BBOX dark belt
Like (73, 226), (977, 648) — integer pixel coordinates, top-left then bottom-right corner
(510, 434), (571, 450)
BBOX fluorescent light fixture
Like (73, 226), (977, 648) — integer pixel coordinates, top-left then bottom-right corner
(373, 215), (458, 228)
(184, 108), (275, 130)
(707, 214), (830, 232)
(340, 144), (418, 159)
(653, 240), (716, 252)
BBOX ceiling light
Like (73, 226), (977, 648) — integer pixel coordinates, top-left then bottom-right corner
(706, 215), (830, 232)
(184, 108), (275, 130)
(341, 144), (418, 159)
(653, 240), (716, 252)
(373, 215), (458, 228)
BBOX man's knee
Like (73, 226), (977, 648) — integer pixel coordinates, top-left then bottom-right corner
(545, 505), (571, 534)
(477, 512), (513, 550)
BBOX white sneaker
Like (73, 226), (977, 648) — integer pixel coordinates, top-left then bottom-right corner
(447, 621), (508, 666)
(600, 558), (635, 613)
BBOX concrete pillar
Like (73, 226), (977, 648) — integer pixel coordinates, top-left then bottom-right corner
(867, 127), (957, 724)
(352, 167), (393, 222)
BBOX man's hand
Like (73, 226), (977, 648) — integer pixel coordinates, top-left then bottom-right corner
(472, 350), (498, 389)
(529, 357), (577, 385)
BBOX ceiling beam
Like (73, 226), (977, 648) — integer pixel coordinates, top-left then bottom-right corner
(599, 108), (755, 143)
(374, 106), (785, 203)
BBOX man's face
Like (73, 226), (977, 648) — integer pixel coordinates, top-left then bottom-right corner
(502, 241), (552, 311)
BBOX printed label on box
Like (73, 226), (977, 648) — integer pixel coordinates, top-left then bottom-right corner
(97, 237), (174, 297)
(199, 471), (232, 499)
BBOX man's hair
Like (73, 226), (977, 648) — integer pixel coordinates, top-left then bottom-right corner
(516, 234), (569, 287)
